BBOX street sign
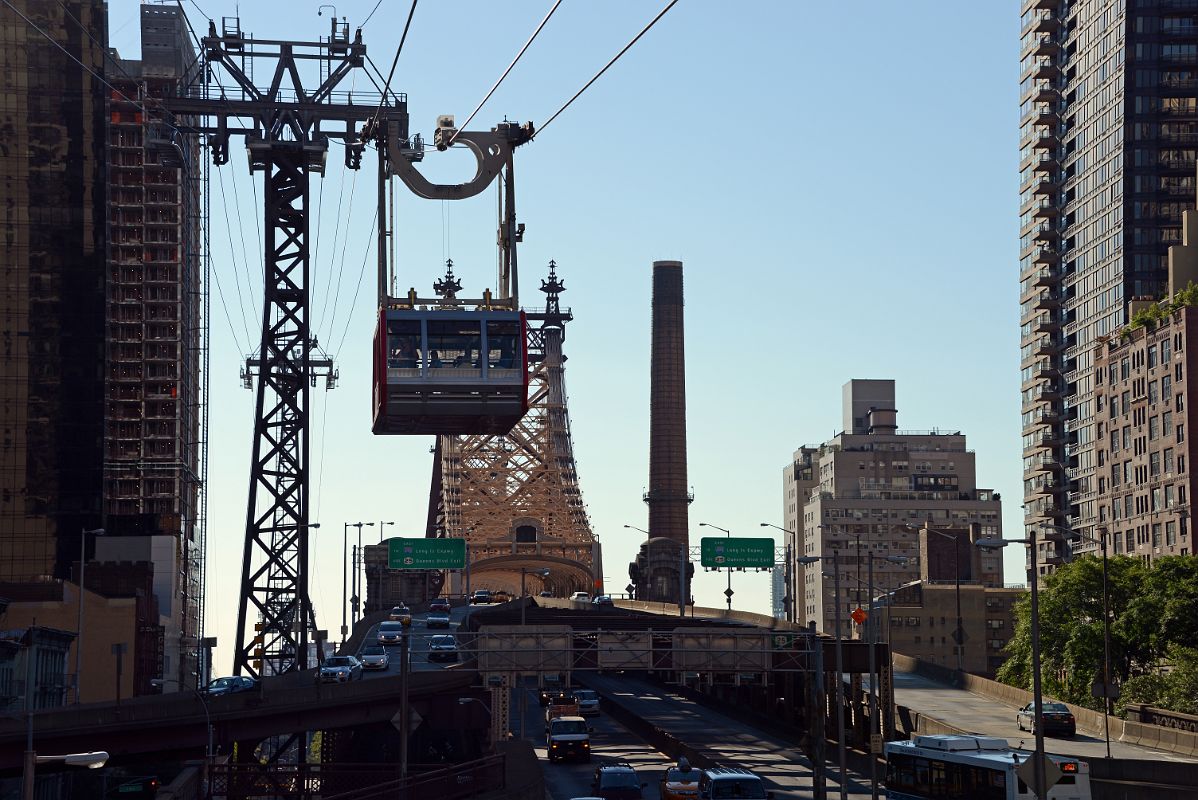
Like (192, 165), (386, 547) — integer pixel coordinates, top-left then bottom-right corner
(1015, 755), (1063, 793)
(870, 734), (883, 754)
(700, 537), (774, 569)
(851, 608), (868, 625)
(391, 708), (423, 733)
(772, 633), (798, 649)
(386, 537), (466, 569)
(1091, 680), (1121, 700)
(951, 628), (968, 645)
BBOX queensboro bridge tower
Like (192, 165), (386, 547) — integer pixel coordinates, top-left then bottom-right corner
(632, 260), (693, 605)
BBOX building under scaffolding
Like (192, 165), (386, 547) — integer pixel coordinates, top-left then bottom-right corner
(0, 1), (205, 697)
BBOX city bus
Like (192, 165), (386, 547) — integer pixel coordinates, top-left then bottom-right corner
(884, 735), (1091, 800)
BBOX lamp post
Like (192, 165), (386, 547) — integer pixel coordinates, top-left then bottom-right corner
(342, 522), (373, 645)
(798, 552), (846, 800)
(761, 523), (797, 622)
(699, 523), (733, 610)
(904, 523), (965, 673)
(75, 527), (105, 704)
(1042, 522), (1114, 759)
(379, 520), (395, 542)
(977, 531), (1045, 800)
(23, 751), (109, 800)
(521, 568), (550, 626)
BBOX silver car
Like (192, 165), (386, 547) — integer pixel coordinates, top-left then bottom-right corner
(378, 620), (406, 645)
(574, 689), (601, 716)
(358, 644), (389, 671)
(428, 635), (458, 663)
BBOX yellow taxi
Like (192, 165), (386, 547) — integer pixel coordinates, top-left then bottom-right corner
(660, 758), (700, 800)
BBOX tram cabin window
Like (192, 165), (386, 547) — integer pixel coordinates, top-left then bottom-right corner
(885, 753), (1006, 800)
(427, 318), (481, 370)
(387, 320), (422, 369)
(487, 319), (520, 370)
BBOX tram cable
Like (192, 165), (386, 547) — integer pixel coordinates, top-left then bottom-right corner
(367, 0), (419, 137)
(448, 0), (565, 148)
(322, 165), (361, 346)
(533, 0), (680, 140)
(228, 159), (263, 308)
(331, 209), (380, 361)
(361, 0), (383, 28)
(213, 167), (257, 353)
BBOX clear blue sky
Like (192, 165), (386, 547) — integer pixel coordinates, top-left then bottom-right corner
(108, 0), (1023, 673)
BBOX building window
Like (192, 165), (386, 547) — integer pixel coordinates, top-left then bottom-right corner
(1153, 524), (1163, 547)
(1165, 411), (1174, 436)
(1151, 451), (1162, 476)
(1179, 424), (1186, 444)
(1126, 531), (1135, 552)
(1149, 380), (1159, 404)
(1166, 485), (1176, 508)
(1149, 345), (1158, 369)
(1165, 448), (1175, 474)
(1167, 522), (1178, 546)
(1151, 416), (1161, 441)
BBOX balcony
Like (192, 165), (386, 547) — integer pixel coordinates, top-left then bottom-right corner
(1031, 171), (1061, 195)
(1033, 127), (1062, 149)
(1033, 291), (1063, 312)
(1030, 61), (1062, 82)
(1033, 246), (1061, 265)
(1030, 381), (1063, 401)
(1023, 430), (1060, 453)
(1023, 407), (1061, 432)
(1032, 84), (1062, 105)
(1032, 152), (1060, 174)
(1024, 0), (1063, 11)
(1033, 334), (1062, 356)
(1032, 222), (1061, 244)
(1032, 199), (1061, 219)
(1026, 456), (1064, 475)
(1027, 35), (1062, 59)
(1028, 12), (1063, 35)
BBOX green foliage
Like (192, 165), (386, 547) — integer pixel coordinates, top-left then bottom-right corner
(996, 555), (1198, 716)
(1120, 282), (1198, 338)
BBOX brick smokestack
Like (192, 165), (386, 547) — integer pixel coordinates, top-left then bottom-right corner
(642, 260), (691, 603)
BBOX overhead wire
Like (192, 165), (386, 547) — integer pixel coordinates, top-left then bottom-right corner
(332, 209), (381, 361)
(228, 164), (263, 316)
(213, 167), (257, 352)
(361, 0), (383, 28)
(448, 0), (565, 147)
(533, 0), (680, 140)
(367, 0), (418, 135)
(323, 166), (362, 344)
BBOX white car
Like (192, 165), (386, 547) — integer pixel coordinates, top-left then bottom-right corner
(358, 644), (389, 670)
(570, 591), (591, 602)
(574, 689), (601, 716)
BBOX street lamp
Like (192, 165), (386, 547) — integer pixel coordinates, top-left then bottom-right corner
(761, 523), (798, 623)
(699, 523), (734, 610)
(342, 522), (373, 645)
(798, 552), (846, 800)
(23, 750), (108, 800)
(521, 568), (550, 626)
(976, 532), (1047, 800)
(1041, 523), (1114, 759)
(75, 527), (105, 704)
(903, 523), (966, 673)
(379, 520), (395, 541)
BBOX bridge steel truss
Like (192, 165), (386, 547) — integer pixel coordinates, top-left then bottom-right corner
(429, 269), (599, 597)
(167, 17), (409, 679)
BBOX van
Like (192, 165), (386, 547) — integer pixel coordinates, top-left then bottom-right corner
(697, 767), (773, 799)
(545, 715), (592, 763)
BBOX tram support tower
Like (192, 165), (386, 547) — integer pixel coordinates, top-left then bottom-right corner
(167, 16), (409, 678)
(634, 260), (693, 605)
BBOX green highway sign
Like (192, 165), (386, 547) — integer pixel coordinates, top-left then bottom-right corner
(387, 537), (466, 569)
(699, 537), (775, 569)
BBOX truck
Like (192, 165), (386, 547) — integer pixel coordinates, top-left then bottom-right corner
(546, 715), (592, 763)
(544, 691), (580, 724)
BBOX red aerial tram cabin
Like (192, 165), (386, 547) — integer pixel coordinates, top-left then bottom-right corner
(372, 307), (530, 435)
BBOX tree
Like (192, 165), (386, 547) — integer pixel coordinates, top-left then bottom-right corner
(996, 555), (1198, 714)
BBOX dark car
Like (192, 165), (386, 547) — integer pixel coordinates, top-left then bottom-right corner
(428, 634), (459, 662)
(426, 610), (451, 629)
(592, 761), (645, 799)
(429, 597), (452, 613)
(202, 676), (257, 696)
(1017, 701), (1076, 736)
(471, 589), (492, 605)
(318, 655), (363, 683)
(592, 595), (615, 608)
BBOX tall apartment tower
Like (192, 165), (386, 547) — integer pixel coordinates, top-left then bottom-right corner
(1019, 1), (1198, 573)
(0, 0), (109, 582)
(783, 380), (1003, 638)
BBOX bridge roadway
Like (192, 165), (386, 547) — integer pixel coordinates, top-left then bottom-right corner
(890, 670), (1198, 763)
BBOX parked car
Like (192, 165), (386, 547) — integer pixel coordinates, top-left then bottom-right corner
(358, 644), (389, 671)
(427, 634), (459, 662)
(591, 761), (645, 799)
(574, 689), (601, 716)
(696, 767), (772, 799)
(660, 757), (700, 800)
(202, 676), (257, 696)
(471, 589), (492, 604)
(426, 610), (451, 629)
(318, 655), (363, 683)
(571, 592), (591, 603)
(378, 620), (407, 645)
(429, 597), (452, 613)
(389, 605), (412, 623)
(1017, 701), (1076, 736)
(592, 595), (615, 608)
